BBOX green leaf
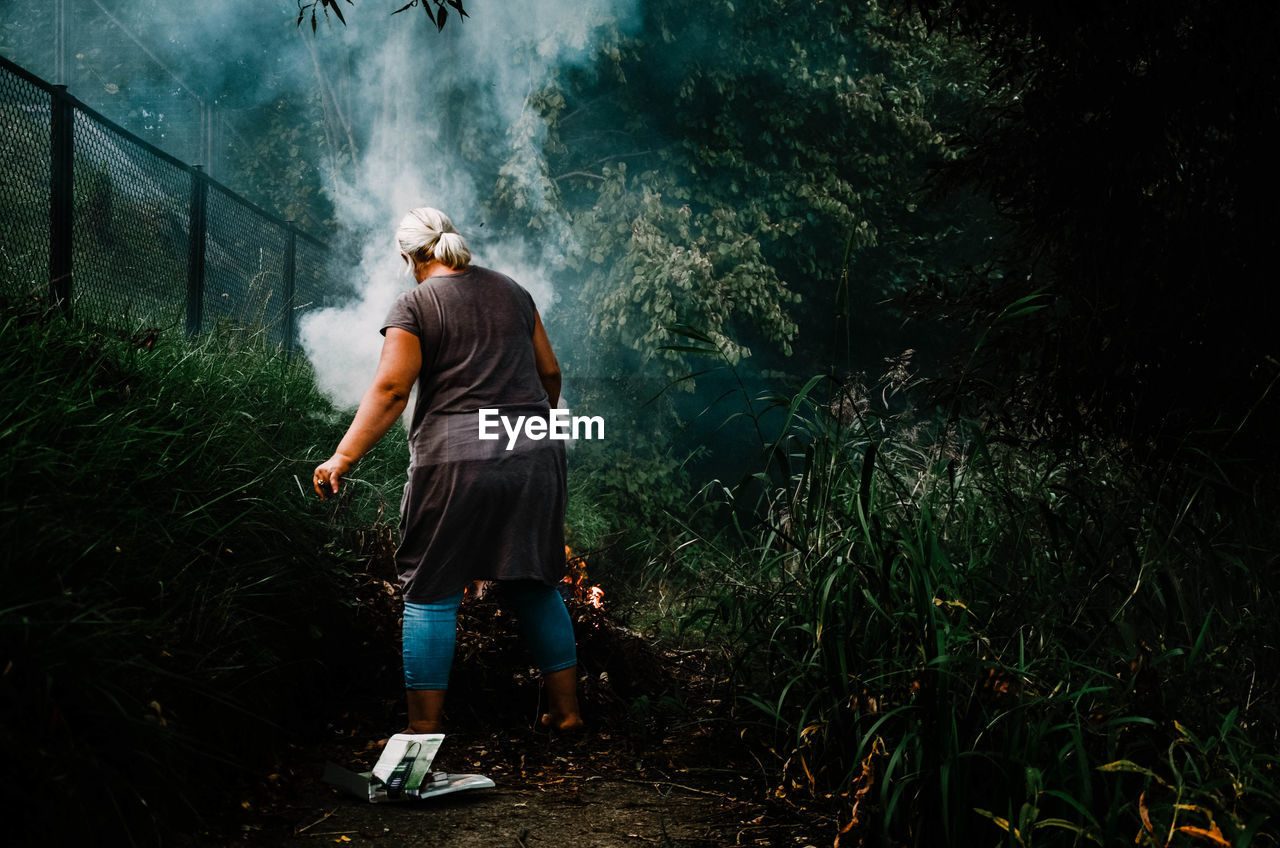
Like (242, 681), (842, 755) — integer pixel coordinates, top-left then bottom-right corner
(658, 344), (720, 355)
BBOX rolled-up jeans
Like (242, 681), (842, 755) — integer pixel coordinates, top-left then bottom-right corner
(402, 581), (577, 690)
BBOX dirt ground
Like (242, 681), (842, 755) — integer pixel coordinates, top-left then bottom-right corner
(209, 731), (802, 847)
(181, 593), (833, 847)
(288, 778), (729, 847)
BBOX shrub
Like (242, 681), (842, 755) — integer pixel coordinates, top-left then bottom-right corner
(0, 295), (404, 844)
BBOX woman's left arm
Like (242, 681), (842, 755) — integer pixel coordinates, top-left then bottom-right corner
(314, 328), (421, 499)
(531, 309), (561, 407)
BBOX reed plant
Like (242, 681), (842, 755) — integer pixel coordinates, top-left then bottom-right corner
(644, 327), (1280, 846)
(0, 293), (405, 844)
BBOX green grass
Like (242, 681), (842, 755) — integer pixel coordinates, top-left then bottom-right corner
(0, 294), (405, 844)
(6, 284), (1277, 846)
(627, 331), (1280, 847)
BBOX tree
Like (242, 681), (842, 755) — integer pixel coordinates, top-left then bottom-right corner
(495, 0), (990, 390)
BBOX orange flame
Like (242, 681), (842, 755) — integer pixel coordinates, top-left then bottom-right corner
(562, 544), (605, 609)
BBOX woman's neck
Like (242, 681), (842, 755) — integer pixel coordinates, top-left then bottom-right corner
(414, 259), (465, 282)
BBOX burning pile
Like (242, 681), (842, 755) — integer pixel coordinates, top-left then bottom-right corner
(560, 544), (605, 610)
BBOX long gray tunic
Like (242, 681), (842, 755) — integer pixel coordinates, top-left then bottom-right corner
(381, 265), (567, 603)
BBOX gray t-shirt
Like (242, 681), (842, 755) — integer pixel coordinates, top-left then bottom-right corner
(380, 265), (567, 602)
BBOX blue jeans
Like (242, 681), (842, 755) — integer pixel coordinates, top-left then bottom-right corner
(402, 582), (577, 690)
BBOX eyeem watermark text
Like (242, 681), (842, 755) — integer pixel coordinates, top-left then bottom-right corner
(478, 408), (604, 450)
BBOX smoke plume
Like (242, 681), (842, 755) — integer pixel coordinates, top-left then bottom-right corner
(0, 0), (636, 409)
(298, 0), (638, 409)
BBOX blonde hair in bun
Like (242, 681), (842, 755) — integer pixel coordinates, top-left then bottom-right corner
(395, 207), (472, 270)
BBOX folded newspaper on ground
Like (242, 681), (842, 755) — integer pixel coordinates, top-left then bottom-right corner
(323, 733), (495, 803)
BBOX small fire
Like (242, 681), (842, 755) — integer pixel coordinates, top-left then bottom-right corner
(562, 544), (605, 610)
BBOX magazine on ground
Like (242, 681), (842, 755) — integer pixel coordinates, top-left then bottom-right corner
(323, 733), (495, 803)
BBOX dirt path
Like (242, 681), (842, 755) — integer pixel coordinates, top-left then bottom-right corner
(182, 597), (824, 846)
(198, 723), (810, 847)
(262, 770), (733, 847)
(293, 783), (721, 848)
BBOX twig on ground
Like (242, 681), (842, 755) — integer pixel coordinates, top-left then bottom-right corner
(586, 776), (736, 800)
(293, 807), (338, 835)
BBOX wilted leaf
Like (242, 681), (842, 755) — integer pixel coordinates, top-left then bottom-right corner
(974, 808), (1014, 834)
(1175, 824), (1229, 847)
(1096, 760), (1169, 786)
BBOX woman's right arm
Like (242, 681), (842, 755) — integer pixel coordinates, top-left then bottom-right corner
(314, 327), (421, 499)
(532, 309), (561, 407)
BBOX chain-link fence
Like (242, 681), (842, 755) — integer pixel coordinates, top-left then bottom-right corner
(0, 56), (337, 348)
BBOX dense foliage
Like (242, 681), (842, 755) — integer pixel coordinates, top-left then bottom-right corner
(0, 297), (405, 844)
(484, 0), (991, 394)
(475, 0), (999, 544)
(512, 2), (1280, 843)
(3, 0), (1278, 844)
(644, 342), (1280, 845)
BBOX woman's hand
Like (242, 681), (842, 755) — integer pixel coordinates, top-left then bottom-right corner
(314, 328), (422, 501)
(314, 454), (353, 500)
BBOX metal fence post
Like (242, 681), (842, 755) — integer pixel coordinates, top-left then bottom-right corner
(282, 224), (298, 352)
(49, 84), (74, 316)
(185, 165), (207, 336)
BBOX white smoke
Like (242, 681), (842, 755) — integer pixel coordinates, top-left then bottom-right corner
(299, 0), (637, 409)
(0, 0), (631, 407)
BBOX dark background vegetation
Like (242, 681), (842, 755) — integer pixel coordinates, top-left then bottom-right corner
(2, 0), (1279, 845)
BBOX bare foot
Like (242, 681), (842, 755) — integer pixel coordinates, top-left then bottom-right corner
(540, 713), (585, 733)
(402, 721), (444, 735)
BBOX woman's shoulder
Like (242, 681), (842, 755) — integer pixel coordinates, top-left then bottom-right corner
(467, 265), (535, 304)
(467, 264), (519, 287)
